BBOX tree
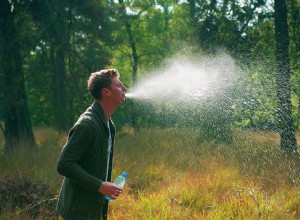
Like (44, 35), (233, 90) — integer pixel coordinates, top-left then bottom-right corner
(29, 1), (72, 131)
(28, 0), (113, 129)
(0, 0), (35, 150)
(288, 0), (300, 129)
(274, 0), (297, 152)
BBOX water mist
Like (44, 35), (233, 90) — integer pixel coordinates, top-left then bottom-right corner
(123, 52), (300, 205)
(126, 53), (236, 103)
(124, 53), (237, 144)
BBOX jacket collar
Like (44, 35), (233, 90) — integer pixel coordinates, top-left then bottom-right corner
(91, 101), (115, 132)
(92, 101), (107, 124)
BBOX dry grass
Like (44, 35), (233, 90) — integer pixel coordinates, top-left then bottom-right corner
(111, 128), (300, 219)
(1, 127), (300, 219)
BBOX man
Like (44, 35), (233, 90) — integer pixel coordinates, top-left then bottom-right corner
(56, 69), (127, 220)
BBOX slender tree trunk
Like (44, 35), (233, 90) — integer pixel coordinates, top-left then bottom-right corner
(188, 0), (196, 28)
(119, 0), (139, 129)
(50, 13), (69, 132)
(125, 21), (138, 129)
(118, 0), (138, 85)
(0, 0), (35, 151)
(289, 0), (300, 129)
(50, 42), (68, 131)
(199, 0), (217, 52)
(162, 3), (170, 32)
(274, 0), (297, 153)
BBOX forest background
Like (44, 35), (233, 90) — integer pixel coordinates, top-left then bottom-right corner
(1, 0), (300, 219)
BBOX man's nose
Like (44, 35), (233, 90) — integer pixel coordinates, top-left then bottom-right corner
(122, 85), (126, 92)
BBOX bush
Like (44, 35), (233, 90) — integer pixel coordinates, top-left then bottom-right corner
(0, 175), (57, 219)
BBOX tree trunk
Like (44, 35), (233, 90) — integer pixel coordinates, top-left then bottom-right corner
(119, 0), (139, 129)
(50, 43), (68, 131)
(289, 0), (300, 130)
(274, 0), (297, 153)
(0, 0), (35, 151)
(188, 0), (197, 28)
(50, 13), (69, 132)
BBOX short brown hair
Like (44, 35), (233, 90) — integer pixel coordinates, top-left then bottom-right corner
(87, 69), (120, 99)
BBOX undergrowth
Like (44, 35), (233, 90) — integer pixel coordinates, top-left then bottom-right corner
(0, 127), (300, 219)
(0, 175), (57, 219)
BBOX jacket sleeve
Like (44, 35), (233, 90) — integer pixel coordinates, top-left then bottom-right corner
(57, 122), (102, 192)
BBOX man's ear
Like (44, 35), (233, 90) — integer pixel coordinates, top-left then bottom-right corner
(103, 88), (111, 96)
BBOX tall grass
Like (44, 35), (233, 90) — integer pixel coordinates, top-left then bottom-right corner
(1, 127), (300, 219)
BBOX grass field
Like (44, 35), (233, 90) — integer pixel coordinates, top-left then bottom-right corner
(1, 127), (300, 219)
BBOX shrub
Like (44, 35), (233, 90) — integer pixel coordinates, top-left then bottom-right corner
(0, 175), (56, 219)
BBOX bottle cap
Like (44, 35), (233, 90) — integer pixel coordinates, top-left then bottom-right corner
(122, 172), (127, 178)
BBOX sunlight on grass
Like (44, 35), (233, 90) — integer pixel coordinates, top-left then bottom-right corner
(34, 127), (67, 147)
(1, 127), (300, 219)
(109, 164), (300, 219)
(110, 128), (300, 219)
(0, 127), (64, 191)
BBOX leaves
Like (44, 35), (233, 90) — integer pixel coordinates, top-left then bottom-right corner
(1, 0), (300, 137)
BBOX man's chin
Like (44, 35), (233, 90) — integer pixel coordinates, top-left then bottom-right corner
(120, 97), (126, 104)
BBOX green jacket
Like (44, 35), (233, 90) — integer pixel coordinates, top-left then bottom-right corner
(56, 101), (115, 220)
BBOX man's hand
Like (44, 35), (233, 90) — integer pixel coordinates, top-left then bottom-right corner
(99, 182), (123, 200)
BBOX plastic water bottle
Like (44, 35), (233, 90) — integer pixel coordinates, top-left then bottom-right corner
(105, 172), (127, 201)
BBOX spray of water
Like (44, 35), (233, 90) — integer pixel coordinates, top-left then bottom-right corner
(126, 53), (236, 103)
(124, 52), (300, 191)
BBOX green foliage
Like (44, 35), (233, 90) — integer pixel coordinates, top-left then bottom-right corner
(120, 92), (233, 144)
(232, 66), (278, 130)
(196, 101), (233, 144)
(1, 0), (300, 147)
(23, 0), (114, 127)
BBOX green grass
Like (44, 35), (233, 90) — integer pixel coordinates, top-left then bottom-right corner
(1, 127), (300, 219)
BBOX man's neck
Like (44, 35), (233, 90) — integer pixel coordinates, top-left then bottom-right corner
(96, 99), (116, 120)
